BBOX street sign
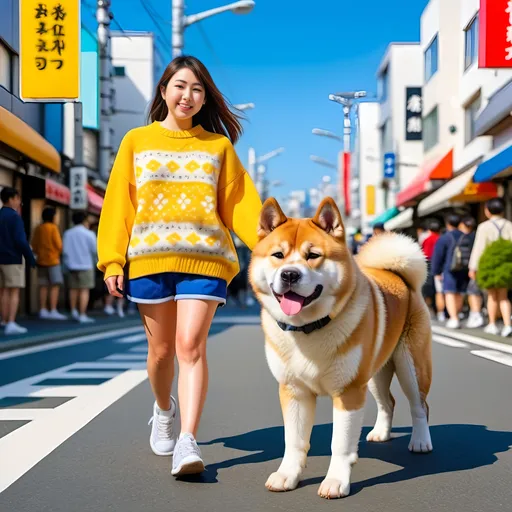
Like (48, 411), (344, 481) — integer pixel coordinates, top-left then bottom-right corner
(479, 0), (512, 68)
(20, 0), (80, 101)
(69, 166), (87, 210)
(405, 87), (423, 141)
(384, 152), (396, 179)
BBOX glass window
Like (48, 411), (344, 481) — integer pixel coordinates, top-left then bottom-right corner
(464, 15), (479, 71)
(465, 95), (481, 144)
(113, 66), (126, 77)
(424, 35), (439, 82)
(0, 42), (11, 91)
(423, 106), (439, 152)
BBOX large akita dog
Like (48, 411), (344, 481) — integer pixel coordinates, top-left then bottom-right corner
(249, 197), (433, 499)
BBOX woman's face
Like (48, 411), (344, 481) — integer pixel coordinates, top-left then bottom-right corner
(161, 67), (206, 122)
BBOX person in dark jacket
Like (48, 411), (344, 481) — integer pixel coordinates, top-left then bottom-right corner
(431, 213), (468, 329)
(0, 187), (36, 335)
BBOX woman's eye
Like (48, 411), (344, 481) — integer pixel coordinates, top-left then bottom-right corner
(272, 252), (284, 259)
(175, 85), (183, 89)
(307, 253), (321, 260)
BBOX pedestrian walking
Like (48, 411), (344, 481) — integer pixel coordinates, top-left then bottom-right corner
(97, 56), (262, 477)
(62, 212), (97, 324)
(469, 198), (512, 337)
(458, 216), (484, 328)
(0, 187), (36, 335)
(432, 214), (468, 329)
(31, 207), (67, 320)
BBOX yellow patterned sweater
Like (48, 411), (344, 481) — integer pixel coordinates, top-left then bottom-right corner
(97, 122), (262, 284)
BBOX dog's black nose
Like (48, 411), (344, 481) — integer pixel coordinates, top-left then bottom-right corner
(281, 269), (301, 284)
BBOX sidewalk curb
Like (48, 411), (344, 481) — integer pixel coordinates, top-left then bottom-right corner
(0, 318), (142, 354)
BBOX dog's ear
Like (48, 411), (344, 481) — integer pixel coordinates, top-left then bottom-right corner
(312, 197), (345, 240)
(258, 197), (288, 238)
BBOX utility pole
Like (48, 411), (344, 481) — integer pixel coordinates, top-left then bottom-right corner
(97, 0), (113, 182)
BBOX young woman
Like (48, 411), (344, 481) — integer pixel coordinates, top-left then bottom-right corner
(97, 56), (262, 476)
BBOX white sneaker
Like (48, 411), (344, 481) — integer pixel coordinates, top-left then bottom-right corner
(39, 308), (50, 319)
(104, 305), (115, 316)
(4, 322), (28, 335)
(148, 397), (177, 456)
(71, 309), (80, 321)
(484, 323), (499, 336)
(436, 312), (446, 322)
(117, 306), (125, 318)
(171, 433), (204, 476)
(466, 314), (484, 329)
(501, 325), (512, 338)
(47, 310), (68, 320)
(78, 314), (95, 324)
(446, 318), (460, 329)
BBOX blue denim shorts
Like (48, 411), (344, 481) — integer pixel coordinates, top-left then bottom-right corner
(125, 272), (227, 305)
(442, 271), (470, 294)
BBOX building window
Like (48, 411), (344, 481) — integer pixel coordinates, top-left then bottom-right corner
(0, 41), (12, 91)
(378, 65), (389, 102)
(464, 15), (479, 71)
(465, 95), (481, 144)
(113, 66), (126, 77)
(424, 35), (439, 82)
(423, 106), (439, 152)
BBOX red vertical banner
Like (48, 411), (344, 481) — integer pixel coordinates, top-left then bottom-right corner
(479, 0), (512, 68)
(343, 152), (351, 217)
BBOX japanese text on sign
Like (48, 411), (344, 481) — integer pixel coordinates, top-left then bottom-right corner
(405, 87), (423, 141)
(506, 1), (512, 60)
(20, 0), (79, 101)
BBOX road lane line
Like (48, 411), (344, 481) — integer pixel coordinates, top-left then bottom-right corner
(471, 350), (512, 367)
(432, 326), (512, 354)
(0, 369), (147, 493)
(0, 326), (144, 360)
(115, 333), (147, 343)
(0, 409), (52, 421)
(101, 354), (147, 361)
(432, 335), (469, 348)
(40, 371), (122, 380)
(67, 362), (146, 370)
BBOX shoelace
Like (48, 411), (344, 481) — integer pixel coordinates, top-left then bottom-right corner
(148, 415), (174, 440)
(175, 435), (201, 459)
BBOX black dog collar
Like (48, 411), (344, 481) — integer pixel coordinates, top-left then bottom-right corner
(277, 315), (331, 335)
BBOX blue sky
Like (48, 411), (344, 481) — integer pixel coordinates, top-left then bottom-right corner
(81, 0), (428, 202)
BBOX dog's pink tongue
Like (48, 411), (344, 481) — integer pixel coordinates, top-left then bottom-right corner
(280, 292), (305, 316)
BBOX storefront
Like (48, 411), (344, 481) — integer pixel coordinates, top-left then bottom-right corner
(396, 149), (453, 208)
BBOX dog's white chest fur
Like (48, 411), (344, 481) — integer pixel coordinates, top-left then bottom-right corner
(262, 311), (362, 395)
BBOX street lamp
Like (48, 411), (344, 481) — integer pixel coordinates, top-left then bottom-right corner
(253, 147), (285, 200)
(310, 155), (337, 169)
(172, 0), (255, 58)
(312, 128), (342, 142)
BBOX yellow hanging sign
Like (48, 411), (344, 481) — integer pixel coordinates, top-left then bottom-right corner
(20, 0), (80, 101)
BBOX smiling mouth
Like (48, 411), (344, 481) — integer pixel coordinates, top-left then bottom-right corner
(272, 285), (323, 316)
(178, 104), (193, 110)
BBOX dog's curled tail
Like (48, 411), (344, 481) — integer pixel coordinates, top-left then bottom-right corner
(356, 233), (427, 291)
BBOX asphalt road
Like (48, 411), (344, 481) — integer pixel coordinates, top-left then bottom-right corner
(0, 313), (511, 512)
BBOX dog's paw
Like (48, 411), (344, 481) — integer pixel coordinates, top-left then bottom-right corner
(317, 478), (350, 499)
(265, 471), (300, 492)
(408, 421), (433, 453)
(366, 425), (391, 442)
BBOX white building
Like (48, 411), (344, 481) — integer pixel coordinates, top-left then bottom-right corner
(110, 31), (164, 152)
(376, 43), (424, 209)
(356, 102), (385, 231)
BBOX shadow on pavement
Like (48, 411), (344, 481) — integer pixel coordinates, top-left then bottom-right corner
(186, 423), (512, 490)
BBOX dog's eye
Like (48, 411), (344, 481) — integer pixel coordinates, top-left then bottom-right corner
(272, 252), (284, 259)
(306, 253), (321, 260)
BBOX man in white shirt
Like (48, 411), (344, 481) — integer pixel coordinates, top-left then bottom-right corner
(468, 198), (512, 337)
(63, 212), (97, 323)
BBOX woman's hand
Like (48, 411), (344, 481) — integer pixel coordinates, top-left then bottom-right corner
(468, 270), (477, 281)
(105, 275), (124, 298)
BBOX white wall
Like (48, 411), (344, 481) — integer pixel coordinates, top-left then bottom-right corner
(111, 33), (155, 151)
(358, 102), (384, 228)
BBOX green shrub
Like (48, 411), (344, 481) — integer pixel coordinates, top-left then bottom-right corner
(477, 238), (512, 290)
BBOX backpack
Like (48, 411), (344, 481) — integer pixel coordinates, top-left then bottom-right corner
(449, 233), (470, 272)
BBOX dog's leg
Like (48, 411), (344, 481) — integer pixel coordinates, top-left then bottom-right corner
(266, 382), (316, 492)
(393, 340), (433, 453)
(318, 386), (366, 499)
(366, 360), (395, 442)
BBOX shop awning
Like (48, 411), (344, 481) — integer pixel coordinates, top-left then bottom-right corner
(87, 184), (104, 214)
(474, 81), (512, 138)
(418, 168), (498, 217)
(0, 106), (60, 173)
(473, 144), (512, 183)
(45, 178), (70, 205)
(384, 208), (413, 231)
(396, 150), (453, 207)
(371, 207), (399, 226)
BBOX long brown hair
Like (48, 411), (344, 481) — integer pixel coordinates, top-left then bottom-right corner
(148, 56), (244, 144)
